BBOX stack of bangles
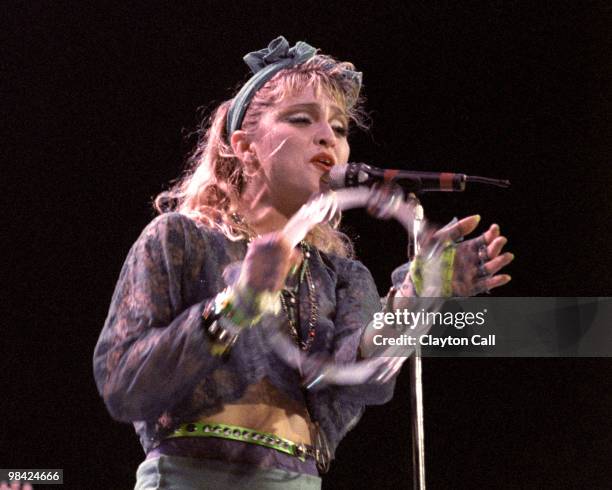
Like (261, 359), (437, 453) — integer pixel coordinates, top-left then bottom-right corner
(201, 285), (280, 356)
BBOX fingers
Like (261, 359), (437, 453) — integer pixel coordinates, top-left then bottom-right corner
(472, 274), (512, 295)
(436, 218), (505, 248)
(484, 273), (512, 291)
(484, 252), (515, 275)
(454, 214), (481, 239)
(435, 214), (481, 242)
(482, 223), (500, 245)
(487, 236), (508, 260)
(242, 232), (296, 292)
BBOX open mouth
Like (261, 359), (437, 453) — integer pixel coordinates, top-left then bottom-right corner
(310, 153), (335, 172)
(311, 161), (333, 173)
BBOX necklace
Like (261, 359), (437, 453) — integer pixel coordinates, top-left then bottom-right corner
(279, 242), (318, 351)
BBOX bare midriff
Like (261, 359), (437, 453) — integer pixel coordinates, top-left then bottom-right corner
(196, 378), (312, 444)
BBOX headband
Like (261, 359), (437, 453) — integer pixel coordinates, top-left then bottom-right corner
(225, 36), (362, 140)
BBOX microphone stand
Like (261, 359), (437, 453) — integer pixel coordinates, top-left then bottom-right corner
(409, 195), (426, 490)
(404, 177), (509, 489)
(351, 173), (509, 489)
(331, 175), (509, 488)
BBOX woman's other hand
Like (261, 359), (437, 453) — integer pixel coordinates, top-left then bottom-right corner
(402, 215), (513, 297)
(240, 233), (301, 292)
(434, 215), (513, 296)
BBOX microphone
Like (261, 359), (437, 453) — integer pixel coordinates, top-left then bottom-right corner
(328, 162), (510, 193)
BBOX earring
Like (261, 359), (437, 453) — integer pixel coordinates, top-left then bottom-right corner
(243, 152), (259, 178)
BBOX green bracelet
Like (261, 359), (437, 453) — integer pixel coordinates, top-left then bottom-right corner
(214, 286), (280, 328)
(409, 256), (425, 297)
(409, 241), (456, 297)
(439, 243), (456, 297)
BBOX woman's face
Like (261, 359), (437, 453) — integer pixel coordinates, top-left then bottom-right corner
(247, 86), (351, 216)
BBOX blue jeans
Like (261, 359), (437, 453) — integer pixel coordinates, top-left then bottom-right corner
(135, 455), (322, 490)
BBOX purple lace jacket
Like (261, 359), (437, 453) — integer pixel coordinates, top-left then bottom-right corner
(93, 213), (395, 456)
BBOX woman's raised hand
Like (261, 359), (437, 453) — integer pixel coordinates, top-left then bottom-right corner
(239, 233), (301, 293)
(415, 215), (514, 297)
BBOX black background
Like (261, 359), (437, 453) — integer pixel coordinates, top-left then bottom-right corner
(5, 1), (612, 489)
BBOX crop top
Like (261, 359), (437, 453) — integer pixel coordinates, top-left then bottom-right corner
(93, 212), (395, 456)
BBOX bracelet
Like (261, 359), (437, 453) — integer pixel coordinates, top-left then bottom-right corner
(227, 284), (281, 328)
(409, 257), (425, 296)
(439, 244), (455, 297)
(202, 286), (281, 356)
(409, 240), (456, 297)
(201, 300), (240, 357)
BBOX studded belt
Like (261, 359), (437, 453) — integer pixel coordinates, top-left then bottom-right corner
(165, 422), (320, 463)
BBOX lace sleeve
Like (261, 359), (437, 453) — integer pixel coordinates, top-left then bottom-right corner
(93, 213), (223, 422)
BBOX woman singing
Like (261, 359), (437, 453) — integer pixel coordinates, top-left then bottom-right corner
(94, 36), (512, 489)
